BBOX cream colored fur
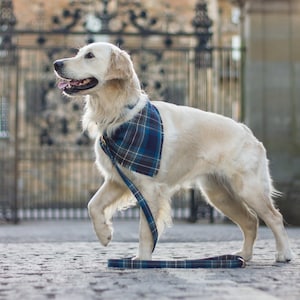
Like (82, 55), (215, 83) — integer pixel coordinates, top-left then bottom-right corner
(54, 42), (293, 262)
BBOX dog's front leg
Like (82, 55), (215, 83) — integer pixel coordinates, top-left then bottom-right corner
(88, 180), (126, 246)
(137, 212), (155, 260)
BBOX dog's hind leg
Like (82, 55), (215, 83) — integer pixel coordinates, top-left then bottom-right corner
(88, 180), (128, 246)
(201, 176), (259, 261)
(235, 143), (293, 262)
(237, 184), (293, 262)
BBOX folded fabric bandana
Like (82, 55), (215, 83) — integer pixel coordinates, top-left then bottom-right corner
(101, 101), (164, 177)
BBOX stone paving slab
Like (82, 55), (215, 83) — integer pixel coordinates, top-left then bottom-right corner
(0, 221), (299, 300)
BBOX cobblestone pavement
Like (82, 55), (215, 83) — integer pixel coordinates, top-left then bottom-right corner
(0, 220), (299, 300)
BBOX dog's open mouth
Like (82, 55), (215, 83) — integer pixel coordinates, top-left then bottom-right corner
(57, 77), (98, 94)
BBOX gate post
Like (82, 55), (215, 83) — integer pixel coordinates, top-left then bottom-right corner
(188, 1), (214, 223)
(0, 0), (19, 223)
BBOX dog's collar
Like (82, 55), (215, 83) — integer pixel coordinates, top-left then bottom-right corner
(101, 101), (164, 177)
(125, 101), (137, 110)
(123, 97), (140, 111)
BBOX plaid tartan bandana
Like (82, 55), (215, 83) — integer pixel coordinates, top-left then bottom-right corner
(102, 101), (164, 177)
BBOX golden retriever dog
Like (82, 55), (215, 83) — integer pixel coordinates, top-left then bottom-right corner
(54, 42), (292, 262)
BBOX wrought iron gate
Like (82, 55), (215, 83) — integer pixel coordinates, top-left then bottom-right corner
(0, 0), (244, 222)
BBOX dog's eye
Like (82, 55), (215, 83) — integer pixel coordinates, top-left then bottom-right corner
(84, 52), (95, 59)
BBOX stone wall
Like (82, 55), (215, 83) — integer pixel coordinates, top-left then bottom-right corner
(243, 0), (300, 224)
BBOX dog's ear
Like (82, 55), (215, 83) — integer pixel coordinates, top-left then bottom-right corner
(105, 49), (132, 81)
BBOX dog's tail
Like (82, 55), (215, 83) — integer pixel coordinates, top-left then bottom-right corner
(257, 142), (281, 201)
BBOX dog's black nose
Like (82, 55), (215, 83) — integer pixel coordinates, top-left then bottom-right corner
(53, 60), (64, 72)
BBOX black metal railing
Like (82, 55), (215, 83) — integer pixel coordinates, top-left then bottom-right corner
(0, 0), (243, 222)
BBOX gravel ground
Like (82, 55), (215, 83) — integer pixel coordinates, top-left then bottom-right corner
(0, 220), (299, 300)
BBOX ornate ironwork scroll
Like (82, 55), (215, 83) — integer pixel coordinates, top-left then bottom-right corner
(4, 0), (213, 147)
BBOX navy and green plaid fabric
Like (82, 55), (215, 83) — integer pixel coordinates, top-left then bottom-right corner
(107, 255), (246, 269)
(102, 101), (164, 177)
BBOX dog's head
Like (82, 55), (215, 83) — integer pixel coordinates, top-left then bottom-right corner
(53, 42), (134, 96)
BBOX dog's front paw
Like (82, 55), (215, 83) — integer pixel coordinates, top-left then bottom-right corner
(276, 249), (293, 263)
(132, 254), (152, 261)
(95, 223), (113, 246)
(233, 250), (253, 262)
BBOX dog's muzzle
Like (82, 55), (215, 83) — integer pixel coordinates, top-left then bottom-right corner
(53, 59), (98, 95)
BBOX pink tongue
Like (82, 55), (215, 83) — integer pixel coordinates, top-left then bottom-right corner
(58, 81), (70, 90)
